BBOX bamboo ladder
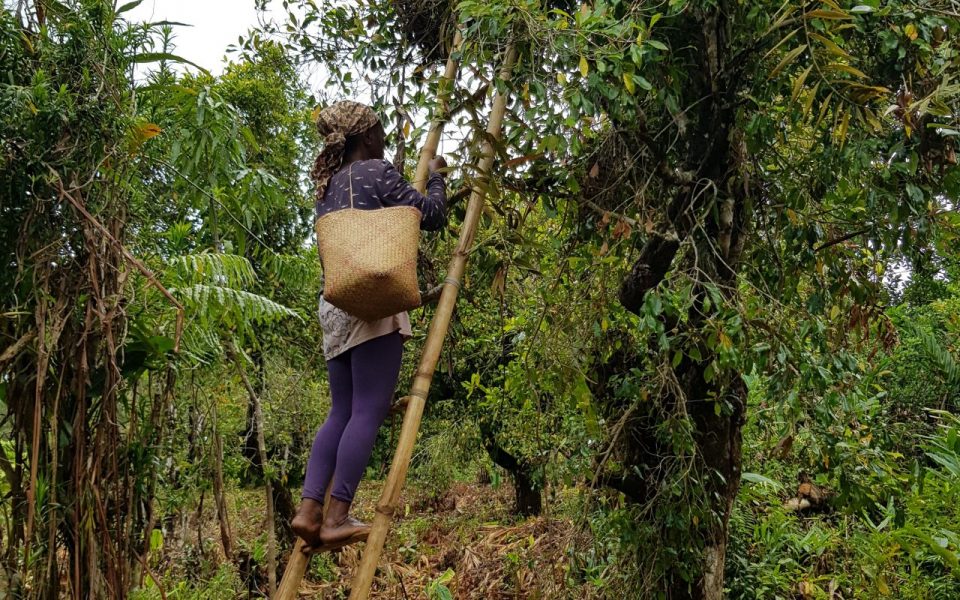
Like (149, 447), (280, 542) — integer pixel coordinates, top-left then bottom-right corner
(276, 37), (518, 600)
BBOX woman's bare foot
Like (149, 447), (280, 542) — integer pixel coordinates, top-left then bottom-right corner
(319, 497), (370, 546)
(291, 498), (324, 550)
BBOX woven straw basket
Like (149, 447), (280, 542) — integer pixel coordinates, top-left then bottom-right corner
(316, 165), (422, 321)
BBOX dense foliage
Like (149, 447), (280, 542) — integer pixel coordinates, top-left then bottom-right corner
(1, 0), (959, 598)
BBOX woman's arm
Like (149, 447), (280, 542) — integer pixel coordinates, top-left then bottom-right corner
(373, 160), (447, 231)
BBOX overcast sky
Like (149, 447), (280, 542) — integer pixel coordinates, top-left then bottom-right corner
(127, 0), (281, 75)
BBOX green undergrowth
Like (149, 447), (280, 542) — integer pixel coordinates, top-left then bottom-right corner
(131, 409), (960, 599)
(727, 410), (960, 599)
(131, 565), (242, 600)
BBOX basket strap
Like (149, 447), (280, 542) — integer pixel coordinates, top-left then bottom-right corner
(348, 163), (355, 209)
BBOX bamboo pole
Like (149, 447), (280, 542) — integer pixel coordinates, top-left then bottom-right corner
(348, 42), (518, 600)
(412, 31), (464, 191)
(274, 33), (467, 600)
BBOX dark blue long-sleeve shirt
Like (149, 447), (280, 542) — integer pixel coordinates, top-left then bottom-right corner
(315, 159), (447, 231)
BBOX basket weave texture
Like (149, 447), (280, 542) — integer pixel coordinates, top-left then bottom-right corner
(316, 204), (422, 322)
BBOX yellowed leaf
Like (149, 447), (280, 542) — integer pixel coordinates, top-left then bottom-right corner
(836, 109), (850, 146)
(791, 65), (813, 104)
(579, 55), (589, 77)
(806, 9), (852, 20)
(815, 91), (834, 130)
(623, 72), (635, 94)
(862, 107), (883, 132)
(803, 81), (820, 118)
(877, 576), (891, 595)
(769, 44), (808, 80)
(809, 32), (851, 59)
(905, 23), (918, 40)
(827, 62), (868, 79)
(718, 330), (733, 349)
(138, 123), (162, 139)
(844, 83), (892, 101)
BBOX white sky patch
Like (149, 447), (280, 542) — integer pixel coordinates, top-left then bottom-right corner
(117, 1), (498, 177)
(127, 0), (283, 75)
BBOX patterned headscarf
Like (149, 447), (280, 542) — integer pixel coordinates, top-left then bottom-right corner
(311, 100), (380, 202)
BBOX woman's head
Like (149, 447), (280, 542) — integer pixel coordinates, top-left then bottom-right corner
(311, 101), (383, 202)
(344, 120), (386, 161)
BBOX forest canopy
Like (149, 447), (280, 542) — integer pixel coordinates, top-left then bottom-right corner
(1, 0), (959, 598)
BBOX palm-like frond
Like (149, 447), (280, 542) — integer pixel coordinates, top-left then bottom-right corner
(916, 328), (960, 387)
(175, 284), (299, 326)
(170, 252), (257, 287)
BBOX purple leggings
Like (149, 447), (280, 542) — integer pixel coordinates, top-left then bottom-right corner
(302, 332), (403, 503)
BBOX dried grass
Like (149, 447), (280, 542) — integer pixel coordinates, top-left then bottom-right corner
(312, 482), (588, 598)
(189, 479), (593, 598)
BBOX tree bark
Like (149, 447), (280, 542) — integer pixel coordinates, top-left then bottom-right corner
(480, 425), (542, 517)
(211, 417), (234, 562)
(230, 348), (277, 597)
(239, 352), (296, 545)
(604, 5), (752, 596)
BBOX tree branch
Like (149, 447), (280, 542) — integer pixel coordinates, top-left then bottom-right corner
(814, 228), (869, 252)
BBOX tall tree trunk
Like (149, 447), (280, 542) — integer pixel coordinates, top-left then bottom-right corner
(673, 354), (746, 600)
(230, 348), (277, 597)
(600, 3), (751, 594)
(480, 424), (542, 517)
(240, 352), (295, 545)
(212, 416), (234, 562)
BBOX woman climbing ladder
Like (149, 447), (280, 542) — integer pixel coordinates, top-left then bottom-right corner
(291, 101), (448, 549)
(277, 37), (516, 600)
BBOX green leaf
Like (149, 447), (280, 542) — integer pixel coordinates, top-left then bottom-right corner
(635, 75), (653, 91)
(742, 472), (783, 491)
(132, 52), (210, 75)
(150, 529), (163, 551)
(116, 0), (145, 13)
